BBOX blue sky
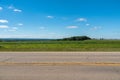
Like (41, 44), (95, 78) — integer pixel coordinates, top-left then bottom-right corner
(0, 0), (120, 39)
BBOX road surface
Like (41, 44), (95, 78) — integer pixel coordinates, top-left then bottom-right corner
(0, 52), (120, 80)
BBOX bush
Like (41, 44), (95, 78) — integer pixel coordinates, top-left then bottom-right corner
(0, 45), (4, 48)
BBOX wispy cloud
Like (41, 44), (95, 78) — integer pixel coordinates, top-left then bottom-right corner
(49, 32), (56, 35)
(0, 25), (9, 28)
(77, 18), (87, 22)
(0, 19), (8, 23)
(46, 16), (54, 19)
(8, 29), (16, 32)
(86, 24), (90, 26)
(0, 35), (32, 38)
(12, 27), (18, 30)
(91, 26), (102, 30)
(8, 5), (14, 9)
(8, 27), (18, 32)
(67, 26), (78, 29)
(13, 9), (22, 12)
(39, 27), (45, 30)
(8, 5), (22, 12)
(0, 7), (3, 10)
(18, 23), (23, 26)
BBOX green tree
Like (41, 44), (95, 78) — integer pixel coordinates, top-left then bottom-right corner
(62, 36), (91, 41)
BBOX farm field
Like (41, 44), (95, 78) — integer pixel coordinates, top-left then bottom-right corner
(0, 40), (120, 51)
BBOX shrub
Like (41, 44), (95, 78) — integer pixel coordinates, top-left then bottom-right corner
(0, 45), (4, 48)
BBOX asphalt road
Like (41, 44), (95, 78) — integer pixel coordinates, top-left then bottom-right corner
(0, 52), (120, 80)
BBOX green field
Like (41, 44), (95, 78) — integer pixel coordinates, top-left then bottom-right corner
(0, 40), (120, 51)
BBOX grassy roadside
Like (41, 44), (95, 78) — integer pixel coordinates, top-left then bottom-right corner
(0, 40), (120, 51)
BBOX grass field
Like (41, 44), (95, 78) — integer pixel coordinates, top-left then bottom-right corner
(0, 40), (120, 51)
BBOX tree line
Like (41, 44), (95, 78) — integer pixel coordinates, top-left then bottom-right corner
(0, 36), (91, 42)
(58, 36), (91, 41)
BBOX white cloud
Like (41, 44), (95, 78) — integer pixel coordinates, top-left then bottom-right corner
(77, 18), (87, 22)
(13, 9), (22, 12)
(0, 19), (8, 23)
(67, 26), (78, 29)
(0, 25), (9, 28)
(0, 7), (3, 10)
(8, 5), (22, 12)
(91, 26), (101, 30)
(46, 16), (54, 19)
(18, 23), (23, 26)
(86, 24), (90, 26)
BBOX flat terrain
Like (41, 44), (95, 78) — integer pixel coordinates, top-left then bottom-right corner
(0, 40), (120, 51)
(0, 52), (120, 80)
